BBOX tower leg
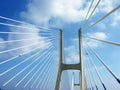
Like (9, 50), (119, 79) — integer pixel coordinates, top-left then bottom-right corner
(55, 30), (63, 90)
(79, 29), (87, 90)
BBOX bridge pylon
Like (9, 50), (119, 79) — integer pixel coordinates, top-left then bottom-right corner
(72, 72), (81, 90)
(55, 28), (87, 90)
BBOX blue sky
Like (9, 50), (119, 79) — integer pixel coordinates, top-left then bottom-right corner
(0, 0), (120, 90)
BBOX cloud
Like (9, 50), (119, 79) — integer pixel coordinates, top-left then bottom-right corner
(6, 24), (52, 57)
(64, 31), (107, 63)
(0, 38), (5, 51)
(20, 0), (91, 26)
(96, 22), (107, 30)
(83, 32), (108, 48)
(0, 38), (7, 59)
(65, 45), (79, 64)
(94, 0), (120, 29)
(19, 0), (120, 29)
(65, 37), (79, 63)
(87, 32), (107, 39)
(88, 0), (120, 30)
(98, 0), (113, 13)
(111, 12), (120, 26)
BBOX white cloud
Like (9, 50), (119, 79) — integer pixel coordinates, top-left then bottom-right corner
(65, 32), (107, 63)
(0, 38), (7, 59)
(83, 32), (108, 48)
(96, 22), (106, 30)
(20, 0), (90, 26)
(0, 38), (5, 51)
(98, 0), (113, 13)
(89, 0), (120, 30)
(65, 45), (79, 63)
(111, 12), (120, 26)
(20, 0), (120, 29)
(95, 0), (120, 29)
(7, 24), (52, 56)
(87, 32), (107, 39)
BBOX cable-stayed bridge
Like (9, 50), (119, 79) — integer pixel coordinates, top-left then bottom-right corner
(0, 0), (120, 90)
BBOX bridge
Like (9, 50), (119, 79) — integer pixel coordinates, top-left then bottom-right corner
(0, 0), (120, 90)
